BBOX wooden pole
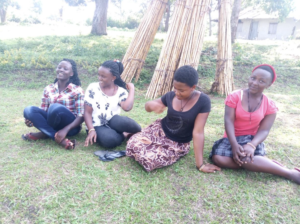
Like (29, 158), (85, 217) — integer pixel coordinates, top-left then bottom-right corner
(211, 0), (234, 96)
(121, 0), (168, 83)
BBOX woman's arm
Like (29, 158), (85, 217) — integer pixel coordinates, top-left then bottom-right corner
(120, 83), (135, 111)
(242, 113), (276, 162)
(84, 103), (97, 146)
(225, 105), (245, 166)
(40, 87), (50, 111)
(145, 98), (166, 114)
(193, 113), (221, 172)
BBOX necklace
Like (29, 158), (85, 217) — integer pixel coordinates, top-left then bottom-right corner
(180, 91), (195, 112)
(247, 89), (263, 124)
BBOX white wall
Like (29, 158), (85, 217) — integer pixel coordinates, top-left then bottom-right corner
(237, 18), (299, 40)
(236, 19), (251, 39)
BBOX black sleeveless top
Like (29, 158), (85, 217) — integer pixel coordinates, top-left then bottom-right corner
(161, 91), (211, 143)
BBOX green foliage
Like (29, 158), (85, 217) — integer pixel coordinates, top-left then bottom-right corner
(107, 16), (140, 29)
(244, 0), (295, 21)
(31, 0), (42, 14)
(64, 0), (87, 6)
(0, 0), (19, 10)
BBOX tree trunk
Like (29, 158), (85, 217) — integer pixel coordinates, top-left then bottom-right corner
(91, 0), (109, 35)
(230, 0), (242, 43)
(164, 0), (170, 32)
(208, 1), (212, 36)
(0, 8), (7, 23)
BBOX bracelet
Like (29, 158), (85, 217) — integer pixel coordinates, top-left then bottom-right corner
(196, 164), (205, 172)
(247, 142), (256, 150)
(88, 128), (95, 134)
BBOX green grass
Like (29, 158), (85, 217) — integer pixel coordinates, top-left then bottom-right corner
(1, 25), (300, 223)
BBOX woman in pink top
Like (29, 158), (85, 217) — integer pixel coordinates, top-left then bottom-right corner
(210, 64), (300, 184)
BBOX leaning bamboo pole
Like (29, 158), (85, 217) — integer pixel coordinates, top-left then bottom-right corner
(211, 0), (234, 96)
(146, 0), (196, 99)
(178, 0), (211, 69)
(121, 0), (168, 83)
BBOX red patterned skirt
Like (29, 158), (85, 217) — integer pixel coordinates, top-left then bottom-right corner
(126, 119), (190, 172)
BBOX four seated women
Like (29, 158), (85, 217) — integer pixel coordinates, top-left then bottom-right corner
(22, 60), (300, 184)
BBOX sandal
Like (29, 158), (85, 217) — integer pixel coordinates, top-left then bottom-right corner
(63, 139), (76, 150)
(22, 133), (39, 141)
(294, 168), (300, 172)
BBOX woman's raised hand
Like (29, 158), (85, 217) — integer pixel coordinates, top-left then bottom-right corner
(126, 83), (134, 92)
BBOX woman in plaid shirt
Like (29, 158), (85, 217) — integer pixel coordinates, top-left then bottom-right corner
(22, 58), (84, 149)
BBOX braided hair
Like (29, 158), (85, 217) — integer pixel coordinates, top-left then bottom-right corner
(54, 58), (81, 86)
(174, 65), (199, 87)
(101, 60), (127, 90)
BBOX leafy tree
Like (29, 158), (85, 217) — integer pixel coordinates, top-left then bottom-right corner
(0, 0), (19, 23)
(244, 0), (295, 21)
(31, 0), (42, 14)
(64, 0), (86, 6)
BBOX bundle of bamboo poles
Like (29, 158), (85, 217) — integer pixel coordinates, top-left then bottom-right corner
(211, 0), (234, 96)
(121, 0), (168, 83)
(146, 0), (194, 98)
(178, 0), (211, 69)
(146, 0), (211, 98)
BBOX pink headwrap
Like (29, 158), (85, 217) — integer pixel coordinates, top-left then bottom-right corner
(252, 64), (277, 84)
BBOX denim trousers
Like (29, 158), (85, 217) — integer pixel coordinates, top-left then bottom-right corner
(93, 115), (141, 149)
(23, 103), (81, 140)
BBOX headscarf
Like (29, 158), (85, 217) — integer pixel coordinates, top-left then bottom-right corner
(252, 64), (277, 84)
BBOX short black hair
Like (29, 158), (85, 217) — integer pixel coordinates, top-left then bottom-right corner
(101, 60), (127, 90)
(54, 58), (81, 86)
(253, 65), (274, 84)
(174, 65), (199, 87)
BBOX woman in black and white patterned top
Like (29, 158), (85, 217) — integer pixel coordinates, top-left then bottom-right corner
(84, 60), (141, 148)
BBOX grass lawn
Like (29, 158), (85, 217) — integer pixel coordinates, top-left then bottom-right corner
(1, 24), (300, 223)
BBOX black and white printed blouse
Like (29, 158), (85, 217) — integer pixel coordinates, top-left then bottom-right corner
(84, 82), (128, 127)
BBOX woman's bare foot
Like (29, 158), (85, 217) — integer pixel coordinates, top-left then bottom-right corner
(123, 132), (134, 140)
(288, 169), (300, 185)
(30, 132), (48, 139)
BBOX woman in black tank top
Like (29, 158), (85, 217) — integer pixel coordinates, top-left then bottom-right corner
(126, 65), (221, 172)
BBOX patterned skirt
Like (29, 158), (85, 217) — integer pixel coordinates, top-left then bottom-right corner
(209, 135), (266, 159)
(126, 119), (190, 172)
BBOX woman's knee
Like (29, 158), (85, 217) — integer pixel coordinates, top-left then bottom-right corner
(109, 115), (141, 133)
(97, 131), (124, 148)
(212, 155), (227, 167)
(23, 106), (37, 119)
(48, 103), (64, 114)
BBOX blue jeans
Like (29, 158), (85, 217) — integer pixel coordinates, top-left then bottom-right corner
(23, 103), (81, 140)
(93, 115), (141, 148)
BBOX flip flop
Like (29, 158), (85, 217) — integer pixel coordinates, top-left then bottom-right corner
(294, 168), (300, 172)
(22, 133), (39, 141)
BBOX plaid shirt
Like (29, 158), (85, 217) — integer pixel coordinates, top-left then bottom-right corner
(40, 82), (84, 117)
